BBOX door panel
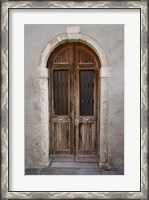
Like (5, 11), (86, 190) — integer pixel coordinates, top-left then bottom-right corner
(51, 69), (71, 160)
(75, 69), (97, 161)
(50, 45), (73, 161)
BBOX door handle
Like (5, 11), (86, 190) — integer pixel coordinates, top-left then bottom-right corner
(59, 118), (63, 122)
(85, 118), (89, 122)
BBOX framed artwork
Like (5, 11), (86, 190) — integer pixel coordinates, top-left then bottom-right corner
(1, 0), (148, 199)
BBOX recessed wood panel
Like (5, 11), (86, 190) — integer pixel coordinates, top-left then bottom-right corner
(54, 122), (70, 151)
(54, 49), (70, 64)
(79, 123), (96, 153)
(78, 49), (94, 64)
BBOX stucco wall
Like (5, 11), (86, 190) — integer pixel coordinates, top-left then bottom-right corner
(25, 24), (124, 169)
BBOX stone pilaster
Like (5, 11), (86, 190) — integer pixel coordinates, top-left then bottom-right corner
(99, 67), (112, 169)
(37, 68), (50, 167)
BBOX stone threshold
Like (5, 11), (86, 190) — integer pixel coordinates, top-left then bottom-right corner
(25, 162), (124, 175)
(50, 162), (99, 168)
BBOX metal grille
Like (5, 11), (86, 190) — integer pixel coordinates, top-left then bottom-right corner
(79, 70), (94, 115)
(53, 70), (68, 115)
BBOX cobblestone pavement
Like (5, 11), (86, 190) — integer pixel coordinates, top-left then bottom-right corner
(25, 162), (124, 175)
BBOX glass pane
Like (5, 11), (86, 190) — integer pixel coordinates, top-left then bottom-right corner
(80, 70), (94, 115)
(53, 70), (68, 115)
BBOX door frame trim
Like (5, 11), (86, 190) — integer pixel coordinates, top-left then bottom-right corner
(36, 27), (112, 168)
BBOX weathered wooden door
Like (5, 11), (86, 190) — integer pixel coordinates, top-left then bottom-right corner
(48, 43), (99, 162)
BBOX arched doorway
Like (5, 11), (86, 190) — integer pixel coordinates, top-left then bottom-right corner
(36, 27), (111, 168)
(47, 43), (100, 162)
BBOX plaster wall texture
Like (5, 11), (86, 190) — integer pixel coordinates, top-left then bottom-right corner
(25, 24), (124, 169)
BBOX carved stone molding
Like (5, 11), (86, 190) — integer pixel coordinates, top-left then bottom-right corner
(100, 67), (112, 77)
(37, 67), (49, 78)
(66, 26), (80, 40)
(36, 27), (110, 78)
(99, 78), (110, 164)
(38, 122), (50, 167)
(38, 79), (50, 166)
(38, 79), (49, 122)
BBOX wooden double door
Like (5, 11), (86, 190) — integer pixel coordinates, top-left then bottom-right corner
(48, 43), (100, 162)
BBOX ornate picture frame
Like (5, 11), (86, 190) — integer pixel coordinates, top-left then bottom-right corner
(1, 1), (148, 199)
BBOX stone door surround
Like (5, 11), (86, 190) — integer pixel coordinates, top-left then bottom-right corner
(36, 27), (111, 168)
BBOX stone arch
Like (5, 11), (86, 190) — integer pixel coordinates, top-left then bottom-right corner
(37, 27), (111, 78)
(36, 27), (111, 168)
